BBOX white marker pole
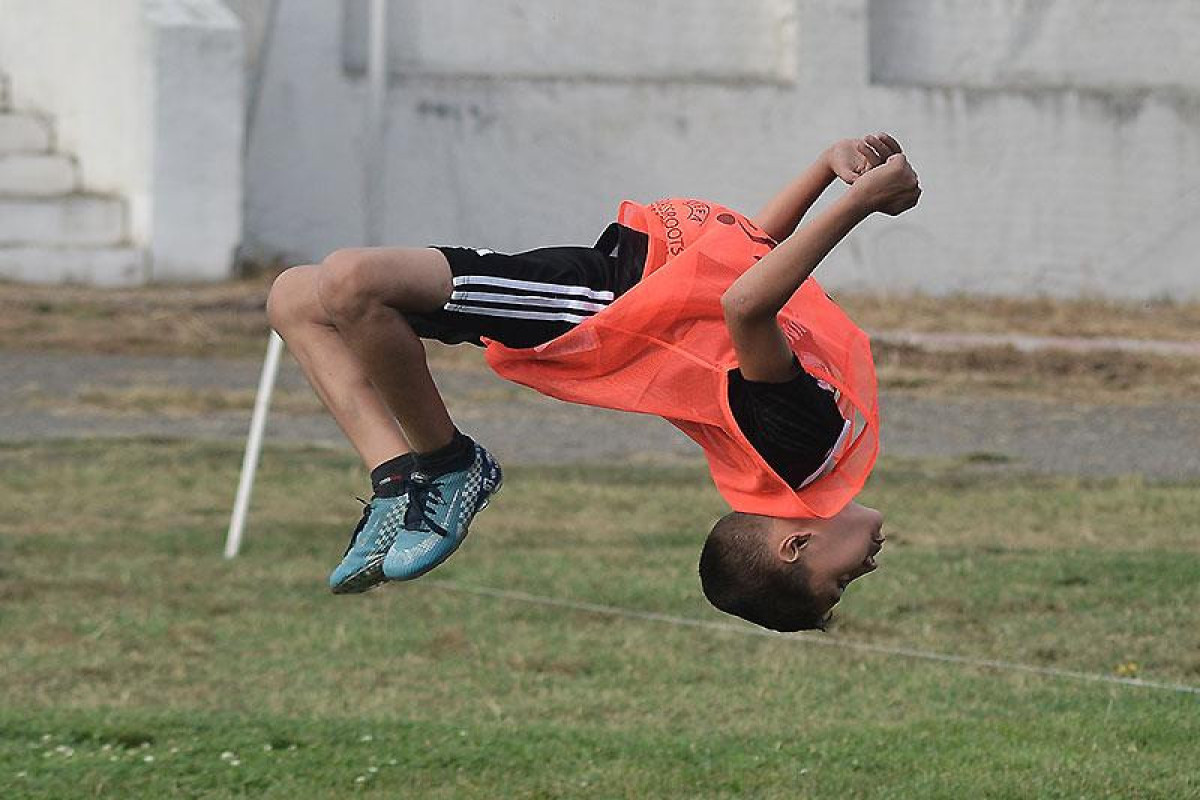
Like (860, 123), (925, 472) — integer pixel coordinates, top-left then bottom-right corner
(225, 5), (387, 558)
(224, 330), (284, 558)
(363, 0), (389, 246)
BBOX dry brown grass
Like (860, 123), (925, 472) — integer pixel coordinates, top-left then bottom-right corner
(837, 291), (1200, 342)
(3, 279), (1197, 361)
(3, 278), (1198, 405)
(0, 277), (496, 372)
(0, 277), (276, 359)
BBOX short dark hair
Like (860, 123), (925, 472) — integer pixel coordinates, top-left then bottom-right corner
(698, 512), (832, 632)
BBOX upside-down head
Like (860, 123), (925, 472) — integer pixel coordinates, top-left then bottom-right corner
(698, 502), (885, 632)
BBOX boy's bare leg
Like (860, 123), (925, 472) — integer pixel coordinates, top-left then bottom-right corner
(268, 247), (496, 593)
(266, 247), (456, 469)
(314, 247), (457, 455)
(266, 264), (411, 470)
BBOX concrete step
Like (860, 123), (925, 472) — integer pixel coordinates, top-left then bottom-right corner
(0, 153), (77, 195)
(0, 245), (147, 287)
(0, 112), (51, 153)
(0, 194), (126, 247)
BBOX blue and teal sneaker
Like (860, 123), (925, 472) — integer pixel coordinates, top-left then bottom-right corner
(382, 444), (502, 581)
(328, 494), (408, 594)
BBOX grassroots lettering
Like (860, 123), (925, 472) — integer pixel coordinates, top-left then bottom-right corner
(651, 200), (687, 257)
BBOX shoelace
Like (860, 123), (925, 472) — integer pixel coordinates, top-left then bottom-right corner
(341, 496), (372, 557)
(403, 473), (450, 537)
(342, 473), (450, 557)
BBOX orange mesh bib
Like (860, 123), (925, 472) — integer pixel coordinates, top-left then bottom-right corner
(483, 198), (880, 518)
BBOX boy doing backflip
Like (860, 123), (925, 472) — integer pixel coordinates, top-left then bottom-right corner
(267, 133), (921, 632)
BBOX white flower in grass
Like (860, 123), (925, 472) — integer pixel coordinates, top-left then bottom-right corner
(355, 775), (367, 784)
(16, 771), (27, 778)
(263, 743), (273, 752)
(230, 759), (241, 767)
(143, 755), (155, 763)
(41, 734), (52, 743)
(367, 766), (378, 774)
(220, 751), (236, 761)
(387, 758), (397, 766)
(359, 734), (373, 742)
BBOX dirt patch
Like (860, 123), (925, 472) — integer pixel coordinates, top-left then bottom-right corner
(35, 385), (327, 417)
(874, 341), (1200, 403)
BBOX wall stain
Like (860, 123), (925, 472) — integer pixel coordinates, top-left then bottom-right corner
(416, 99), (463, 121)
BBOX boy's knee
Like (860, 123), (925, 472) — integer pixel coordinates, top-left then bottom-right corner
(267, 265), (321, 331)
(316, 248), (377, 323)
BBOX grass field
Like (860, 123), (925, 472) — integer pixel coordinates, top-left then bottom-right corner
(1, 439), (1198, 798)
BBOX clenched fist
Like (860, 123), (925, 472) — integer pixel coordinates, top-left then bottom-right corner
(846, 146), (921, 217)
(825, 133), (904, 185)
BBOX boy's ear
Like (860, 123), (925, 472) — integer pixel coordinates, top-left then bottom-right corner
(779, 532), (813, 563)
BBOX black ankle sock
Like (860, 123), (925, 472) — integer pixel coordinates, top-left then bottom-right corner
(370, 453), (416, 497)
(414, 430), (475, 477)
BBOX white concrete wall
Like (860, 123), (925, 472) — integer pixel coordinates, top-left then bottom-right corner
(144, 0), (246, 281)
(0, 0), (151, 224)
(342, 0), (797, 84)
(870, 0), (1200, 91)
(0, 0), (245, 282)
(244, 0), (1200, 299)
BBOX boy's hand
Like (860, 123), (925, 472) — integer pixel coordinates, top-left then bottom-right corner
(846, 150), (922, 217)
(825, 133), (904, 184)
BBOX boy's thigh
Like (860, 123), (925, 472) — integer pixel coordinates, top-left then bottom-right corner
(321, 246), (454, 313)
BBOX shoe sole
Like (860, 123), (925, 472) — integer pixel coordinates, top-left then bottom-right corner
(330, 556), (388, 595)
(328, 554), (388, 592)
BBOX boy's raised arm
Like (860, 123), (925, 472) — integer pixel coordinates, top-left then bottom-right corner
(725, 136), (920, 382)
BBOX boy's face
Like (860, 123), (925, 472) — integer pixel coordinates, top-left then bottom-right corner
(773, 502), (886, 614)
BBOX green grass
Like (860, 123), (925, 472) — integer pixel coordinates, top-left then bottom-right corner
(1, 440), (1198, 799)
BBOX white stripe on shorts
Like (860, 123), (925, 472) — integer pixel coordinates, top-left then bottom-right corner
(449, 290), (609, 313)
(452, 274), (615, 302)
(443, 303), (592, 324)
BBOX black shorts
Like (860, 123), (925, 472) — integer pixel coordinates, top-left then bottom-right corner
(407, 224), (647, 349)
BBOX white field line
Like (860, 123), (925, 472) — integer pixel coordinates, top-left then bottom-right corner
(429, 580), (1200, 697)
